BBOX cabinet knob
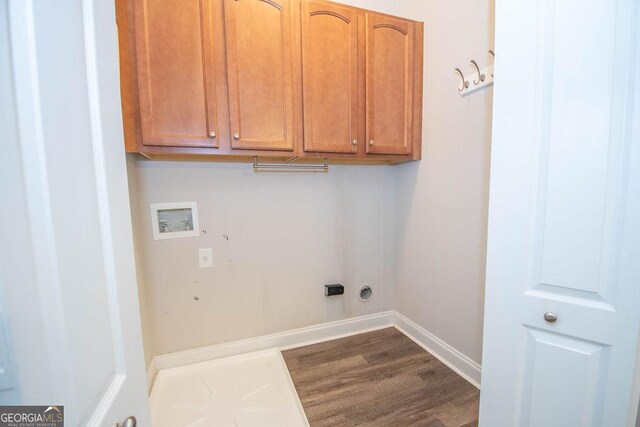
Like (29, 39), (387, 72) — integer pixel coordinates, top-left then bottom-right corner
(233, 132), (240, 140)
(351, 139), (358, 145)
(543, 312), (558, 323)
(208, 131), (216, 139)
(369, 140), (376, 146)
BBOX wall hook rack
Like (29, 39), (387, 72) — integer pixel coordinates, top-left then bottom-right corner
(455, 50), (495, 96)
(252, 157), (329, 173)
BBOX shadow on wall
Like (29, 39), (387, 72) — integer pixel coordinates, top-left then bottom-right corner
(126, 158), (398, 358)
(392, 0), (495, 366)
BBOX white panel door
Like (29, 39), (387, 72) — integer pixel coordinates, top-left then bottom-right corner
(2, 0), (150, 425)
(479, 0), (640, 425)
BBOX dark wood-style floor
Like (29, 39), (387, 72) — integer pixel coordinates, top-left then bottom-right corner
(282, 328), (479, 427)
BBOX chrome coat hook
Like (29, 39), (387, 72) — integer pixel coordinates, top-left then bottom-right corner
(488, 50), (495, 77)
(454, 68), (469, 92)
(470, 60), (485, 85)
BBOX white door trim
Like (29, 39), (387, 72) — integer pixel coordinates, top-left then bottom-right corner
(81, 0), (127, 422)
(7, 0), (77, 412)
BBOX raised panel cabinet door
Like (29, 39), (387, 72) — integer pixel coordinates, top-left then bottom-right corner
(302, 1), (359, 154)
(365, 13), (414, 155)
(134, 0), (220, 147)
(224, 0), (296, 151)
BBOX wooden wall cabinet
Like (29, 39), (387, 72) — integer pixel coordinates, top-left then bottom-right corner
(132, 0), (225, 148)
(225, 0), (298, 151)
(301, 0), (360, 154)
(117, 0), (423, 164)
(366, 13), (415, 156)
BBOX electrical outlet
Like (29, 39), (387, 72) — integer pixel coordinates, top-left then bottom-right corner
(199, 248), (213, 268)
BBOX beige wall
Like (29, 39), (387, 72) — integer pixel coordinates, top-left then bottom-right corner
(393, 0), (494, 364)
(127, 159), (397, 357)
(127, 156), (156, 366)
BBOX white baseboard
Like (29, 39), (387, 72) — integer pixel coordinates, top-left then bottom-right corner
(146, 310), (482, 391)
(394, 311), (482, 388)
(150, 311), (395, 386)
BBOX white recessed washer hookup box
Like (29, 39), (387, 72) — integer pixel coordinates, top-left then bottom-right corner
(150, 202), (199, 240)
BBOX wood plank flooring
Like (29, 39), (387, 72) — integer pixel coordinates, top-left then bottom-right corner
(282, 328), (479, 426)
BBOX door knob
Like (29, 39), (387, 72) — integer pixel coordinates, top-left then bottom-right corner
(351, 139), (358, 145)
(114, 416), (136, 427)
(233, 133), (240, 140)
(208, 131), (216, 139)
(369, 140), (376, 146)
(543, 312), (557, 323)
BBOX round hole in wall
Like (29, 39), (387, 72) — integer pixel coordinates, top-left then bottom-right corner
(359, 285), (373, 302)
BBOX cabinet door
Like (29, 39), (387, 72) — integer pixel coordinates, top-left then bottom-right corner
(365, 13), (414, 155)
(224, 0), (296, 151)
(135, 0), (221, 147)
(301, 1), (359, 154)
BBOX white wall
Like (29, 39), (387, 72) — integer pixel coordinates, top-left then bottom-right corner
(127, 159), (397, 357)
(393, 0), (494, 365)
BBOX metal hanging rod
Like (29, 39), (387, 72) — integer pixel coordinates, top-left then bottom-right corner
(252, 156), (329, 173)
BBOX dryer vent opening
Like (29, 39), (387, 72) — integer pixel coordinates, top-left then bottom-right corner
(359, 285), (372, 302)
